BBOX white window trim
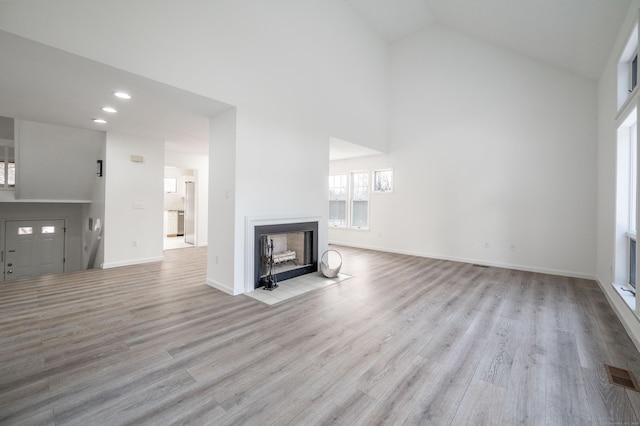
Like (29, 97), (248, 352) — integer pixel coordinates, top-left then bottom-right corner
(617, 21), (639, 112)
(614, 106), (639, 317)
(329, 171), (373, 231)
(0, 138), (15, 190)
(372, 168), (394, 194)
(350, 171), (370, 230)
(328, 174), (348, 228)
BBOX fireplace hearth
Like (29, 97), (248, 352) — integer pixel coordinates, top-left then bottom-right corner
(254, 221), (318, 289)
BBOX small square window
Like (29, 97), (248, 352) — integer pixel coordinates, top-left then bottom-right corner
(18, 227), (33, 235)
(373, 169), (393, 193)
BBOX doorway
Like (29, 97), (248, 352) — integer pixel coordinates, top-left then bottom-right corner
(163, 166), (196, 250)
(3, 219), (65, 281)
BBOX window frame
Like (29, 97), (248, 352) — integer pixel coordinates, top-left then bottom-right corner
(328, 174), (348, 228)
(164, 177), (177, 193)
(0, 138), (15, 190)
(615, 105), (639, 313)
(328, 171), (372, 230)
(632, 53), (638, 93)
(372, 169), (393, 194)
(350, 171), (370, 230)
(617, 24), (638, 111)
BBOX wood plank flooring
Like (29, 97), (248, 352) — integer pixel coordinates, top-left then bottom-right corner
(1, 245), (640, 425)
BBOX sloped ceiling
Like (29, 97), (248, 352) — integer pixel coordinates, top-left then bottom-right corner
(0, 1), (633, 160)
(0, 30), (231, 155)
(346, 0), (631, 80)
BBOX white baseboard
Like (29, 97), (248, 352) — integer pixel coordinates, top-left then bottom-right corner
(327, 240), (596, 280)
(205, 278), (239, 295)
(595, 278), (640, 353)
(102, 256), (164, 269)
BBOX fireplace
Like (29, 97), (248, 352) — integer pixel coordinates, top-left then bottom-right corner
(254, 221), (318, 289)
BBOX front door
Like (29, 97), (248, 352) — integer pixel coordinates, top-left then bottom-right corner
(4, 219), (65, 281)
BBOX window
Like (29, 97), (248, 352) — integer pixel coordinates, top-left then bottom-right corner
(164, 177), (177, 193)
(42, 226), (56, 234)
(329, 172), (370, 229)
(616, 108), (637, 298)
(618, 24), (638, 110)
(631, 122), (638, 234)
(631, 238), (637, 289)
(0, 140), (15, 189)
(18, 227), (32, 235)
(351, 172), (369, 229)
(373, 169), (393, 193)
(630, 121), (638, 289)
(328, 175), (347, 227)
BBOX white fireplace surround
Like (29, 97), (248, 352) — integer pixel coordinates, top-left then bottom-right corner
(245, 215), (321, 294)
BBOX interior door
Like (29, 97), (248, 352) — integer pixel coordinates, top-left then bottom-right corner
(4, 219), (65, 281)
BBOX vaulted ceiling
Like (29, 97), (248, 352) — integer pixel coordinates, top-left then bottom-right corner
(0, 1), (633, 156)
(346, 0), (631, 80)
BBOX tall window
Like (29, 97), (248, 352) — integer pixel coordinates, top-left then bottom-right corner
(328, 172), (370, 229)
(616, 109), (637, 293)
(0, 140), (15, 189)
(351, 172), (369, 229)
(329, 175), (347, 227)
(630, 121), (637, 289)
(631, 121), (637, 234)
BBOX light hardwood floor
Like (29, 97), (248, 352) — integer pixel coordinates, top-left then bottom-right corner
(1, 245), (640, 425)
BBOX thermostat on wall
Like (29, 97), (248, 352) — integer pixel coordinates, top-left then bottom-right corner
(130, 155), (144, 163)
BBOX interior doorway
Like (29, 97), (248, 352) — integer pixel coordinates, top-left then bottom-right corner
(2, 219), (65, 281)
(163, 166), (196, 250)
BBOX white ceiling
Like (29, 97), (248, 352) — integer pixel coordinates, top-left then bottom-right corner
(330, 137), (383, 161)
(0, 30), (231, 155)
(347, 0), (631, 80)
(0, 1), (632, 159)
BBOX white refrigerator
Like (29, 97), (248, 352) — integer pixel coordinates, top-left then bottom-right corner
(184, 181), (196, 244)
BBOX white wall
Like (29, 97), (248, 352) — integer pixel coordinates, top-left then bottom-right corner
(103, 133), (164, 268)
(0, 1), (390, 292)
(331, 25), (598, 278)
(164, 151), (209, 246)
(233, 106), (330, 293)
(0, 117), (105, 272)
(0, 203), (85, 273)
(597, 2), (640, 347)
(208, 109), (237, 294)
(0, 0), (388, 152)
(208, 106), (331, 295)
(82, 138), (106, 269)
(14, 120), (103, 201)
(0, 116), (13, 139)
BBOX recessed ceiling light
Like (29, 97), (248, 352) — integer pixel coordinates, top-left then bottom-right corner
(93, 118), (107, 124)
(102, 106), (117, 113)
(113, 91), (131, 100)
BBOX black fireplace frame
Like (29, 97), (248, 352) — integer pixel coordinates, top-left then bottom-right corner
(254, 221), (318, 289)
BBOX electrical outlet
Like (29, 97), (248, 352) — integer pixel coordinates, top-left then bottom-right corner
(483, 242), (490, 249)
(510, 243), (516, 252)
(132, 240), (138, 247)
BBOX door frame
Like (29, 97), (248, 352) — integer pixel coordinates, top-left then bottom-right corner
(0, 216), (68, 282)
